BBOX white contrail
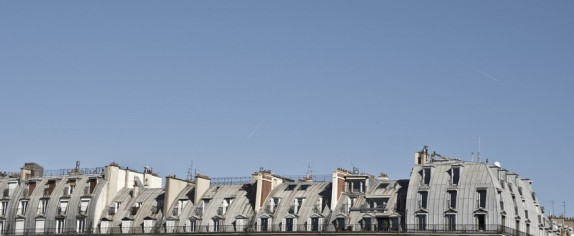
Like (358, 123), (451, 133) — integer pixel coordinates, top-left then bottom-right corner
(473, 68), (500, 82)
(246, 119), (266, 140)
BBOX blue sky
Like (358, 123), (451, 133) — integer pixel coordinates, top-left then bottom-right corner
(1, 1), (573, 215)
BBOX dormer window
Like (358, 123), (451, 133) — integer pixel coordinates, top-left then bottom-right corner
(268, 198), (280, 213)
(419, 191), (428, 209)
(79, 198), (90, 215)
(219, 198), (233, 215)
(378, 183), (389, 189)
(285, 184), (297, 191)
(450, 167), (460, 185)
(346, 178), (367, 193)
(175, 199), (188, 216)
(476, 189), (487, 209)
(18, 200), (28, 215)
(299, 184), (310, 191)
(0, 201), (7, 215)
(59, 200), (69, 215)
(447, 191), (457, 209)
(368, 198), (388, 211)
(68, 180), (76, 194)
(290, 198), (304, 215)
(423, 167), (431, 185)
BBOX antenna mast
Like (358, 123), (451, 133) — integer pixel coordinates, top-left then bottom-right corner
(563, 201), (566, 217)
(306, 161), (313, 177)
(478, 137), (481, 162)
(187, 161), (194, 181)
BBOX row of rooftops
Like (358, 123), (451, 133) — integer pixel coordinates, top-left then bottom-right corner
(0, 147), (571, 235)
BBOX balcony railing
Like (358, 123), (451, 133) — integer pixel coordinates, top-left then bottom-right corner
(0, 224), (537, 235)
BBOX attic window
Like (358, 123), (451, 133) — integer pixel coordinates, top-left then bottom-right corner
(422, 167), (431, 185)
(450, 167), (460, 185)
(285, 184), (297, 191)
(378, 183), (389, 189)
(299, 185), (310, 191)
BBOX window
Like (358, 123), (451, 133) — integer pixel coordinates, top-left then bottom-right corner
(451, 167), (460, 185)
(419, 191), (428, 209)
(477, 189), (487, 208)
(299, 184), (310, 191)
(447, 191), (457, 209)
(15, 219), (24, 235)
(79, 199), (90, 214)
(349, 180), (365, 193)
(77, 219), (86, 233)
(38, 199), (48, 215)
(56, 219), (65, 234)
(285, 218), (294, 231)
(423, 168), (431, 185)
(518, 187), (523, 196)
(68, 180), (76, 194)
(285, 184), (297, 191)
(417, 215), (426, 230)
(291, 198), (304, 215)
(476, 214), (486, 231)
(187, 219), (197, 232)
(512, 195), (518, 215)
(122, 219), (133, 233)
(363, 217), (372, 231)
(35, 219), (44, 234)
(260, 218), (269, 232)
(114, 201), (121, 213)
(235, 218), (245, 232)
(336, 217), (346, 231)
(0, 201), (6, 215)
(368, 198), (388, 211)
(310, 217), (320, 231)
(212, 218), (222, 232)
(445, 214), (456, 231)
(19, 200), (28, 215)
(378, 183), (389, 189)
(59, 200), (69, 215)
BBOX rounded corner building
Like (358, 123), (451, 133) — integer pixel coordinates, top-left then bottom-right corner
(0, 147), (567, 236)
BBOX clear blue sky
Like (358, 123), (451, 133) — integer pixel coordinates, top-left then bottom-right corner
(1, 1), (573, 215)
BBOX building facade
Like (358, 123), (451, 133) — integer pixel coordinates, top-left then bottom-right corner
(0, 147), (568, 235)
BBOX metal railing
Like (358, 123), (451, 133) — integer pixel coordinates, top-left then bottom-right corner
(43, 167), (105, 177)
(210, 176), (252, 185)
(0, 224), (537, 235)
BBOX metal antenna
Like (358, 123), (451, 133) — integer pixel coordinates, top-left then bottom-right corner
(478, 137), (481, 162)
(306, 161), (313, 178)
(187, 161), (194, 181)
(552, 200), (555, 216)
(563, 201), (566, 217)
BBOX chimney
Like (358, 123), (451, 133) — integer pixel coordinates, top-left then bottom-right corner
(253, 169), (284, 213)
(415, 146), (429, 165)
(164, 175), (192, 215)
(330, 168), (349, 210)
(379, 172), (389, 181)
(132, 180), (139, 198)
(194, 174), (211, 205)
